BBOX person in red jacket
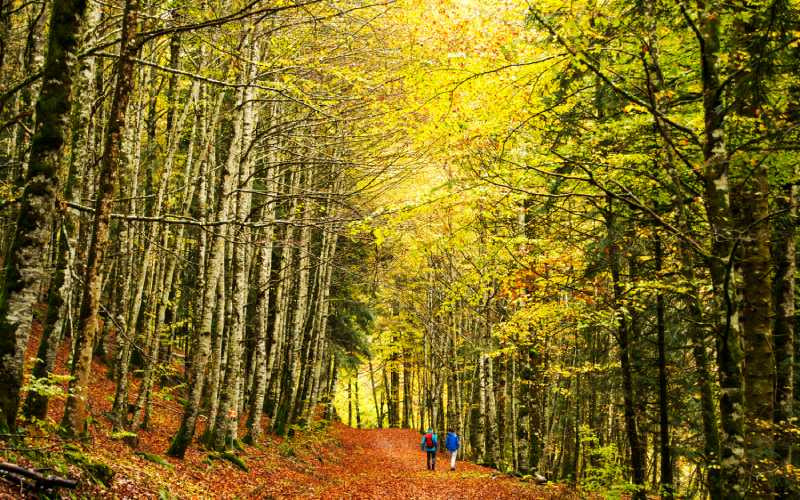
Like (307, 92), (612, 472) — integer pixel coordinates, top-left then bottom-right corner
(420, 428), (438, 470)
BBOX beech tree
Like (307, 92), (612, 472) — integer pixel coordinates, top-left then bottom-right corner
(0, 0), (88, 433)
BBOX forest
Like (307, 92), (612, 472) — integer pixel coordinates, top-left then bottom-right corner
(0, 0), (798, 498)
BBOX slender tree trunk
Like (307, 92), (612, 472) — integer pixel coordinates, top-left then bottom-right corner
(323, 354), (339, 421)
(267, 166), (299, 427)
(483, 352), (499, 467)
(167, 84), (235, 455)
(110, 66), (194, 429)
(654, 235), (673, 499)
(210, 44), (257, 449)
(306, 219), (338, 421)
(130, 258), (164, 432)
(497, 354), (507, 468)
(204, 270), (227, 440)
(383, 364), (395, 427)
(244, 223), (275, 442)
(347, 376), (353, 427)
(697, 4), (747, 495)
(510, 352), (518, 473)
(369, 357), (382, 428)
(470, 357), (483, 459)
(604, 196), (646, 499)
(128, 78), (196, 434)
(673, 192), (723, 499)
(354, 371), (362, 429)
(61, 0), (138, 436)
(11, 2), (47, 182)
(389, 348), (400, 427)
(772, 179), (796, 477)
(276, 184), (312, 432)
(404, 350), (413, 429)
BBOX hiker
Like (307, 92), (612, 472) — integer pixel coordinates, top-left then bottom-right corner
(420, 428), (438, 470)
(445, 429), (460, 471)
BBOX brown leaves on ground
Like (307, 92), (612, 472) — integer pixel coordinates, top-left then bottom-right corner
(1, 329), (575, 498)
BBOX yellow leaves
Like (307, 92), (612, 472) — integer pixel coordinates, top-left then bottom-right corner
(373, 226), (386, 247)
(623, 102), (647, 114)
(545, 361), (617, 380)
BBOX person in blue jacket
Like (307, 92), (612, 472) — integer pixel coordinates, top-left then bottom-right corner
(445, 429), (460, 471)
(420, 428), (438, 470)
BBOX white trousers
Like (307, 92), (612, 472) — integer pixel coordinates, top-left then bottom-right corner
(449, 449), (457, 469)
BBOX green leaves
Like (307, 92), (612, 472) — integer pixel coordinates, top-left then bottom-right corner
(21, 370), (72, 400)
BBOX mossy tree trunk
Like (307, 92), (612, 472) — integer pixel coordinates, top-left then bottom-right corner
(0, 0), (88, 433)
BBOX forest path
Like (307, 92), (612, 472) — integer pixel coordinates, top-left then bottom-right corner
(308, 426), (574, 499)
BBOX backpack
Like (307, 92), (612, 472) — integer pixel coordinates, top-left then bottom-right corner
(446, 432), (459, 450)
(425, 433), (434, 448)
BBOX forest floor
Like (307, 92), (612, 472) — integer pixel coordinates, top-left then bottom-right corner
(311, 426), (576, 499)
(0, 325), (575, 499)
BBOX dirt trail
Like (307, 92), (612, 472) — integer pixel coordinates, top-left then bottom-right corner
(306, 426), (575, 499)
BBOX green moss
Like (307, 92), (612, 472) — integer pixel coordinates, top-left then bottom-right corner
(135, 451), (174, 469)
(232, 439), (245, 452)
(64, 449), (114, 486)
(207, 451), (248, 472)
(221, 451), (248, 472)
(167, 426), (191, 458)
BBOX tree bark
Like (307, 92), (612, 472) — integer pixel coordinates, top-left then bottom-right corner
(772, 180), (796, 472)
(697, 4), (747, 495)
(604, 196), (646, 499)
(275, 182), (312, 433)
(654, 235), (673, 499)
(210, 41), (257, 449)
(0, 0), (88, 433)
(62, 0), (138, 436)
(369, 356), (382, 428)
(244, 219), (276, 442)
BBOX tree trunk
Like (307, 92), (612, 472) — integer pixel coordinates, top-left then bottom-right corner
(736, 164), (775, 470)
(347, 376), (353, 427)
(306, 219), (338, 421)
(210, 41), (257, 449)
(244, 222), (275, 442)
(772, 180), (796, 475)
(483, 352), (499, 467)
(655, 235), (673, 499)
(277, 184), (313, 432)
(369, 357), (382, 428)
(267, 165), (300, 430)
(604, 196), (646, 499)
(698, 4), (747, 495)
(0, 0), (88, 433)
(61, 0), (138, 437)
(403, 353), (412, 428)
(354, 371), (362, 429)
(204, 269), (227, 441)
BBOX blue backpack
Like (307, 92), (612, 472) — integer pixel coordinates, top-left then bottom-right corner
(446, 432), (459, 450)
